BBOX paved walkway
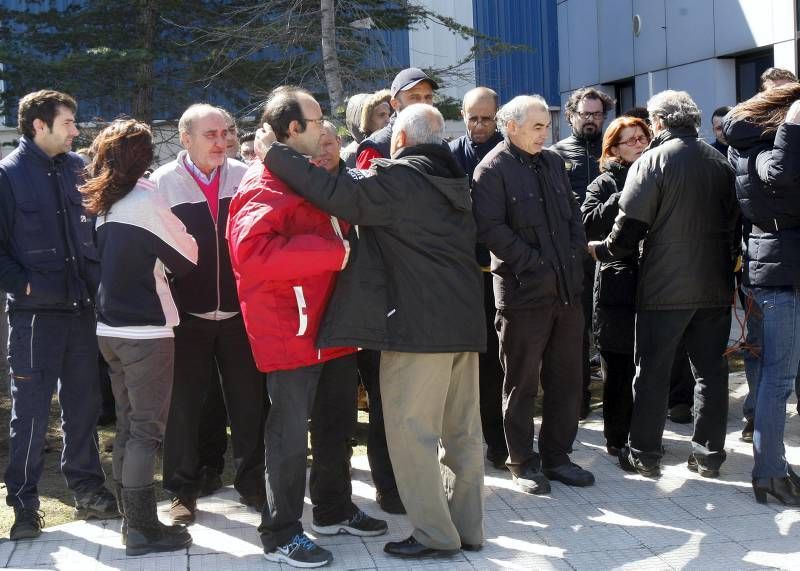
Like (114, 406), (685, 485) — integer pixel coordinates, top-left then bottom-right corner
(1, 372), (799, 570)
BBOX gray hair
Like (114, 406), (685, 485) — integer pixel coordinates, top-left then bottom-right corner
(344, 93), (369, 142)
(178, 103), (225, 135)
(647, 90), (701, 130)
(320, 120), (340, 139)
(394, 104), (444, 146)
(496, 95), (548, 136)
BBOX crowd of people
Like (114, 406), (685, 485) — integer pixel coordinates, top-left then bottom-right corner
(1, 63), (799, 568)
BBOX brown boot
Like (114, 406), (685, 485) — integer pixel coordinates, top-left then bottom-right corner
(169, 496), (197, 525)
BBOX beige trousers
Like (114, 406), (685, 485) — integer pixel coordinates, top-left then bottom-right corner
(380, 351), (485, 549)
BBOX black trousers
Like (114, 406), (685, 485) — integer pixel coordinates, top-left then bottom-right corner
(356, 349), (399, 496)
(197, 365), (228, 476)
(629, 307), (731, 468)
(497, 302), (583, 472)
(668, 342), (695, 408)
(163, 314), (267, 500)
(600, 351), (635, 449)
(581, 258), (596, 408)
(259, 354), (358, 551)
(479, 272), (508, 460)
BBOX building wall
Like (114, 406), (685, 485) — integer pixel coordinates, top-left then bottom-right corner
(557, 0), (796, 142)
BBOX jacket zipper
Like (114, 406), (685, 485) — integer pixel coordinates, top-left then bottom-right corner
(202, 171), (221, 316)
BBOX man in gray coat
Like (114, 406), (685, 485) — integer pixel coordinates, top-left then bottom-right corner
(589, 90), (738, 479)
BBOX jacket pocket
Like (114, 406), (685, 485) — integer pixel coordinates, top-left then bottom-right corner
(292, 285), (308, 336)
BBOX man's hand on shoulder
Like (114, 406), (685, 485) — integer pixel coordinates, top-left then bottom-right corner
(255, 123), (277, 161)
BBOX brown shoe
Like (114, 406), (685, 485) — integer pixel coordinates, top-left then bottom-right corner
(169, 496), (196, 525)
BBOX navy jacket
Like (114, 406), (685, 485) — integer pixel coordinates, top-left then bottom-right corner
(0, 136), (98, 312)
(724, 116), (800, 288)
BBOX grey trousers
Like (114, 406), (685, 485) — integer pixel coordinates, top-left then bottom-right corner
(380, 351), (485, 550)
(98, 336), (175, 488)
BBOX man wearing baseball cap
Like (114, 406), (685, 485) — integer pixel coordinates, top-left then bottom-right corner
(355, 67), (438, 169)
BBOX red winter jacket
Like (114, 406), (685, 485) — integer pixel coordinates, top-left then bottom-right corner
(226, 163), (356, 373)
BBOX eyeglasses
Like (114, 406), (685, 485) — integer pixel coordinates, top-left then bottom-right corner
(617, 135), (649, 147)
(467, 116), (496, 126)
(303, 116), (325, 126)
(575, 111), (606, 120)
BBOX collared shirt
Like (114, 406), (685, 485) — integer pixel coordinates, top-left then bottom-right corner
(183, 155), (218, 185)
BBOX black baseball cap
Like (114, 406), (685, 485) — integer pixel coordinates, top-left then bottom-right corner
(390, 68), (439, 98)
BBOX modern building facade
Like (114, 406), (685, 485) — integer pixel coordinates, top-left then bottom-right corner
(557, 0), (799, 142)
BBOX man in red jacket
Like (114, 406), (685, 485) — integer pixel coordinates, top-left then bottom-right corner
(227, 86), (387, 569)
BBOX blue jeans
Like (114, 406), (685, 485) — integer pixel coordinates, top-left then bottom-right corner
(748, 287), (800, 480)
(743, 288), (800, 419)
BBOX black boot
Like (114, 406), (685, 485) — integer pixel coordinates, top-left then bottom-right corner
(122, 484), (192, 556)
(752, 476), (800, 506)
(110, 480), (127, 545)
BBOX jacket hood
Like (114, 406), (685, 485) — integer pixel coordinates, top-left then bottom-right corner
(722, 115), (774, 151)
(375, 143), (471, 212)
(603, 160), (630, 186)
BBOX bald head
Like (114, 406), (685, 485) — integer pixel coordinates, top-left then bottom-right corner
(178, 104), (229, 175)
(461, 87), (499, 144)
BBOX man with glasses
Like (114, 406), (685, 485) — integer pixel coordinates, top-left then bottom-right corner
(552, 88), (615, 420)
(228, 87), (386, 568)
(449, 87), (508, 471)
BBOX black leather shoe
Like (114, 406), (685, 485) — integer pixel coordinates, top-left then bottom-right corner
(753, 476), (800, 506)
(789, 466), (800, 488)
(376, 490), (406, 515)
(618, 446), (660, 478)
(543, 463), (595, 487)
(239, 494), (266, 512)
(741, 418), (754, 443)
(687, 454), (719, 478)
(606, 445), (622, 457)
(384, 536), (459, 558)
(461, 542), (483, 551)
(512, 466), (551, 495)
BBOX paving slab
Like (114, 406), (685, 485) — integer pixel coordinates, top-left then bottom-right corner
(4, 372), (800, 570)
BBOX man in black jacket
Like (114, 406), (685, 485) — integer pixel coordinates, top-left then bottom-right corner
(449, 87), (507, 470)
(552, 87), (615, 419)
(262, 104), (486, 558)
(589, 90), (738, 479)
(0, 90), (119, 540)
(472, 95), (595, 496)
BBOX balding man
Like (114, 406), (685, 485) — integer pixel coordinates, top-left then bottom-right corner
(472, 95), (595, 496)
(449, 87), (507, 470)
(262, 103), (486, 558)
(151, 104), (267, 524)
(355, 67), (438, 169)
(228, 87), (386, 568)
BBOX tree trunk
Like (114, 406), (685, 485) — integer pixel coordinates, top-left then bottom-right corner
(320, 0), (344, 117)
(132, 0), (156, 123)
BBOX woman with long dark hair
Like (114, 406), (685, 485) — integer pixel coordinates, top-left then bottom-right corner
(581, 116), (650, 456)
(80, 119), (199, 554)
(724, 84), (800, 505)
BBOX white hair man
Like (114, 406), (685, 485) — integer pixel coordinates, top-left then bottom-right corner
(150, 103), (267, 524)
(588, 90), (738, 478)
(260, 103), (487, 558)
(472, 95), (595, 496)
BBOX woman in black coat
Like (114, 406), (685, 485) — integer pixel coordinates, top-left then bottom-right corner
(581, 116), (650, 455)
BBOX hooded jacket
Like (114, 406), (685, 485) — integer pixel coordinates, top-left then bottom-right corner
(724, 116), (800, 288)
(226, 158), (354, 373)
(263, 142), (486, 353)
